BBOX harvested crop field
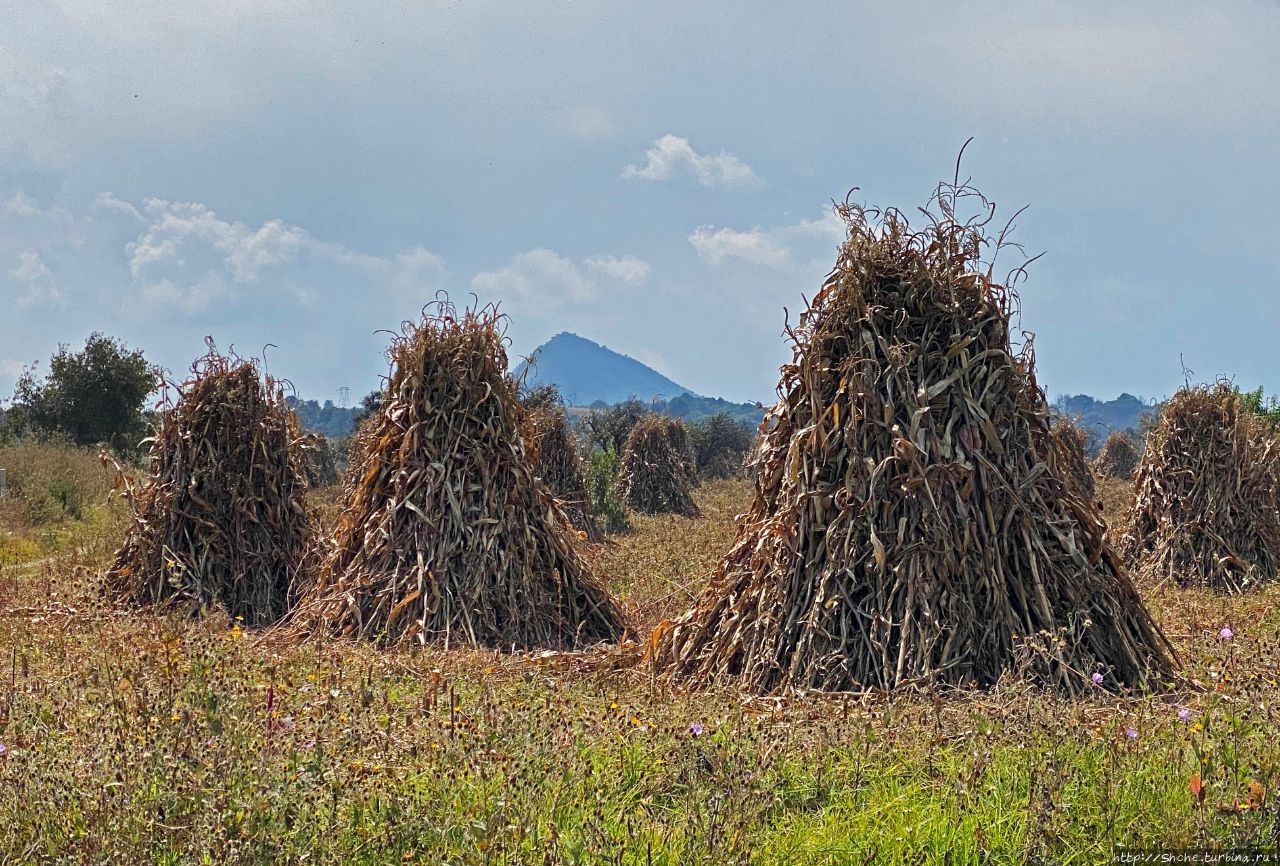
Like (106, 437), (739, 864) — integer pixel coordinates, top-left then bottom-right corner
(2, 479), (1279, 863)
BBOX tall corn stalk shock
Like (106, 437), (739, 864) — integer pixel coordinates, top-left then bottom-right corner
(1048, 417), (1097, 504)
(527, 404), (605, 544)
(104, 346), (314, 625)
(1095, 431), (1140, 480)
(304, 301), (627, 648)
(654, 177), (1174, 695)
(1123, 382), (1280, 592)
(615, 416), (700, 517)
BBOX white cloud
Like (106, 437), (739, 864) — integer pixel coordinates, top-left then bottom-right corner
(471, 248), (650, 311)
(584, 254), (650, 285)
(94, 191), (144, 222)
(96, 195), (450, 313)
(387, 245), (450, 302)
(2, 192), (40, 217)
(690, 210), (845, 268)
(689, 226), (791, 267)
(44, 0), (315, 39)
(791, 211), (846, 242)
(622, 134), (759, 188)
(129, 198), (307, 286)
(11, 250), (65, 308)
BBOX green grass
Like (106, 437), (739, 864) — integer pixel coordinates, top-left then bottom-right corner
(1, 480), (1279, 863)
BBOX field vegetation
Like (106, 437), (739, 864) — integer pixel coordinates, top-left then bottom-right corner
(1, 475), (1279, 862)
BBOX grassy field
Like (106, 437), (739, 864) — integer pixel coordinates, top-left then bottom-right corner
(2, 474), (1280, 863)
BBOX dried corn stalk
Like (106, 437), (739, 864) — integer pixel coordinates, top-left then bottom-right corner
(654, 184), (1173, 695)
(300, 432), (341, 488)
(105, 347), (313, 625)
(1122, 383), (1280, 592)
(615, 416), (700, 517)
(1048, 417), (1097, 503)
(305, 302), (626, 648)
(528, 404), (604, 543)
(1094, 431), (1139, 480)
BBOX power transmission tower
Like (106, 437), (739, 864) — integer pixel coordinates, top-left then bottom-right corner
(337, 386), (350, 409)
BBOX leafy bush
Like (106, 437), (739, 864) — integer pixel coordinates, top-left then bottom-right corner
(1238, 386), (1280, 430)
(585, 448), (630, 534)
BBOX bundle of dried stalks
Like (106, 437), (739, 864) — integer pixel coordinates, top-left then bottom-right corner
(615, 416), (700, 516)
(528, 404), (604, 543)
(689, 413), (754, 480)
(300, 432), (340, 488)
(1094, 431), (1139, 480)
(1122, 383), (1280, 592)
(104, 347), (313, 625)
(653, 182), (1173, 694)
(1048, 417), (1097, 502)
(306, 302), (626, 647)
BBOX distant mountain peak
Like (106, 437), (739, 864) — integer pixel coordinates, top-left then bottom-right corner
(514, 332), (699, 406)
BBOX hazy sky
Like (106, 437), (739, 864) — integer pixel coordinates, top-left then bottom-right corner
(2, 2), (1277, 406)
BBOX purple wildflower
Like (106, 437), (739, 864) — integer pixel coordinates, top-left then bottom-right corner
(0, 743), (7, 756)
(688, 723), (704, 737)
(1219, 627), (1234, 640)
(1090, 672), (1104, 685)
(1177, 708), (1191, 723)
(1124, 727), (1138, 740)
(301, 739), (316, 750)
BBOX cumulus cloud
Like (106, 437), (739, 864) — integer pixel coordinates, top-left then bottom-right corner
(688, 226), (790, 267)
(689, 210), (845, 268)
(386, 245), (450, 302)
(112, 196), (449, 313)
(2, 192), (41, 217)
(622, 134), (759, 188)
(11, 250), (65, 308)
(584, 254), (650, 284)
(129, 198), (307, 288)
(94, 191), (144, 222)
(471, 248), (650, 311)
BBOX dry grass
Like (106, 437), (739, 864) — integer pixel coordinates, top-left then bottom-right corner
(1096, 431), (1140, 480)
(528, 405), (603, 543)
(587, 479), (747, 636)
(0, 440), (114, 526)
(1049, 417), (1097, 503)
(1097, 476), (1136, 547)
(0, 440), (127, 565)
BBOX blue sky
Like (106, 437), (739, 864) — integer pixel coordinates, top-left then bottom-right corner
(1, 1), (1278, 406)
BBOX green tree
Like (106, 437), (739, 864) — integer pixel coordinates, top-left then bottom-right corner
(9, 333), (157, 454)
(351, 389), (384, 427)
(1238, 386), (1280, 429)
